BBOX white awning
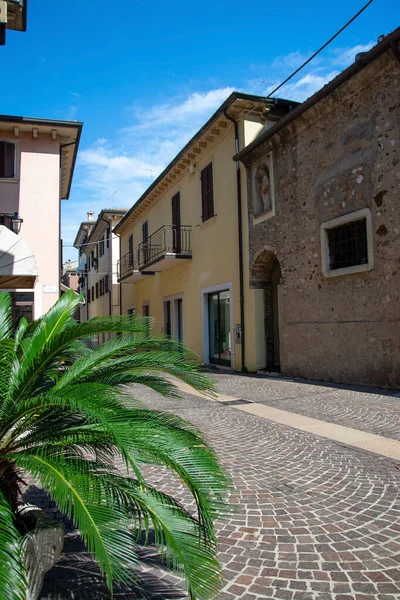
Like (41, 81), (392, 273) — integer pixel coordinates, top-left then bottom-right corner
(0, 226), (38, 289)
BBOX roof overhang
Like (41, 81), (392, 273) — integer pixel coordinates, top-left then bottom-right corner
(0, 225), (37, 289)
(0, 115), (83, 200)
(114, 93), (297, 236)
(83, 209), (127, 251)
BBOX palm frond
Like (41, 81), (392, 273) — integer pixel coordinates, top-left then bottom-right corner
(0, 490), (27, 600)
(12, 452), (138, 591)
(0, 292), (13, 341)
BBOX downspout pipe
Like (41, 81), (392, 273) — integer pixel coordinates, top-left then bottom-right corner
(224, 110), (245, 372)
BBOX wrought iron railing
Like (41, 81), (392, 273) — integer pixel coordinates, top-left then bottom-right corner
(117, 250), (137, 280)
(138, 225), (192, 269)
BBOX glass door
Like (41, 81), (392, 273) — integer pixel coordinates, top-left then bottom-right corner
(174, 297), (183, 343)
(208, 290), (231, 367)
(163, 300), (172, 337)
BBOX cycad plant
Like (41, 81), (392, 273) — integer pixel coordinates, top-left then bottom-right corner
(0, 290), (228, 600)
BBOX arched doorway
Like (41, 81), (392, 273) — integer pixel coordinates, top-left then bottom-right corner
(251, 250), (282, 372)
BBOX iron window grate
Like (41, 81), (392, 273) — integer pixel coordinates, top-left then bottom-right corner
(328, 218), (368, 270)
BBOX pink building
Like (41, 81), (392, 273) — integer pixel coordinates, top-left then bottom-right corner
(0, 115), (82, 325)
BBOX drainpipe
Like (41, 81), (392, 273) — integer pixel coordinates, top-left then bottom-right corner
(100, 215), (112, 318)
(224, 110), (245, 372)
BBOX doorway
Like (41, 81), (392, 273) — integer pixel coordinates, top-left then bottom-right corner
(11, 292), (34, 329)
(208, 290), (231, 367)
(163, 299), (172, 337)
(163, 295), (184, 343)
(174, 297), (183, 343)
(251, 251), (282, 372)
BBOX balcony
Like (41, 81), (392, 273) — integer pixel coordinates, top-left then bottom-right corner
(117, 250), (153, 282)
(138, 225), (192, 272)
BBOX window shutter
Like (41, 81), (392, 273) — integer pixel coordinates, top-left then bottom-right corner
(0, 142), (15, 178)
(105, 274), (109, 293)
(106, 225), (110, 248)
(201, 163), (214, 221)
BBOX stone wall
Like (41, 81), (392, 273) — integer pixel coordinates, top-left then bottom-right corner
(244, 47), (400, 388)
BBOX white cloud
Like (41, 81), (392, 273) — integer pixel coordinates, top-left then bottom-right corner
(62, 87), (235, 258)
(330, 42), (374, 66)
(130, 87), (235, 130)
(63, 40), (376, 261)
(267, 70), (341, 102)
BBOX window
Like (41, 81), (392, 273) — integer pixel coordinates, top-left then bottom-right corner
(87, 289), (91, 303)
(0, 141), (16, 179)
(321, 208), (373, 278)
(95, 282), (99, 299)
(252, 153), (275, 224)
(201, 163), (214, 222)
(100, 279), (104, 296)
(99, 236), (105, 257)
(142, 302), (150, 317)
(106, 225), (110, 249)
(127, 307), (136, 316)
(128, 234), (134, 266)
(105, 274), (109, 294)
(91, 286), (94, 300)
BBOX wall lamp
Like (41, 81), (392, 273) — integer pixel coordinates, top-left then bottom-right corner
(0, 212), (23, 234)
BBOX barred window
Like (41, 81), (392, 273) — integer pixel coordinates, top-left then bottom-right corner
(328, 218), (368, 270)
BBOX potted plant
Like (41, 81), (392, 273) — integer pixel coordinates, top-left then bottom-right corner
(0, 290), (228, 600)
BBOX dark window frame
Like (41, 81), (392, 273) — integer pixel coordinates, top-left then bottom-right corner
(128, 233), (134, 266)
(105, 274), (109, 294)
(328, 218), (368, 271)
(201, 162), (214, 222)
(99, 236), (105, 257)
(95, 283), (99, 299)
(0, 140), (16, 179)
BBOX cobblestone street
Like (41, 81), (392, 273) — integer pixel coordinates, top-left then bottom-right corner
(40, 374), (400, 599)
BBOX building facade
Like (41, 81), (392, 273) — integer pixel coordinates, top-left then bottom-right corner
(74, 209), (126, 338)
(236, 29), (400, 388)
(114, 92), (296, 371)
(0, 114), (82, 324)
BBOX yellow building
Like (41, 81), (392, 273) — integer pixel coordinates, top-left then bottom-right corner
(114, 92), (294, 372)
(74, 209), (127, 342)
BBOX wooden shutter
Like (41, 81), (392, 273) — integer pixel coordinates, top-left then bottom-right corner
(106, 225), (110, 248)
(0, 141), (15, 178)
(96, 282), (99, 298)
(171, 192), (181, 253)
(105, 274), (109, 293)
(201, 163), (214, 221)
(128, 234), (134, 266)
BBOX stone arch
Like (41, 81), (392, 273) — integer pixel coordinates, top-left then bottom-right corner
(250, 248), (283, 371)
(250, 247), (283, 289)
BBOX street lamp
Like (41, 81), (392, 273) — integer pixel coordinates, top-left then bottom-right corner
(10, 212), (23, 234)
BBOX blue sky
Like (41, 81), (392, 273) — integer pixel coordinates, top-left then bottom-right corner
(1, 0), (399, 261)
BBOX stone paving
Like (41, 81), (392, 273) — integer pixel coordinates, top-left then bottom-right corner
(40, 375), (400, 599)
(212, 374), (400, 441)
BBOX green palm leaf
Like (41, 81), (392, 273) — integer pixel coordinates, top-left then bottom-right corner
(0, 490), (27, 600)
(0, 291), (228, 599)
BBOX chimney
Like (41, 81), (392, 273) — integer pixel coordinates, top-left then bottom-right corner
(87, 211), (94, 222)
